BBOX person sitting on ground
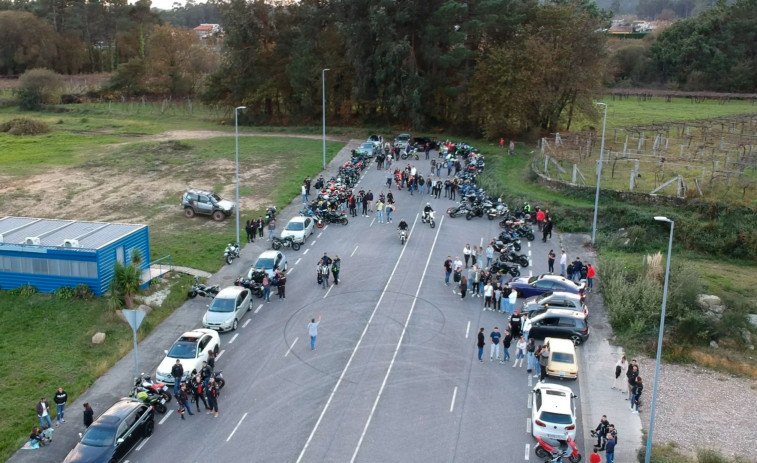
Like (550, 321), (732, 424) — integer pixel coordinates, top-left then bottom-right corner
(29, 427), (49, 446)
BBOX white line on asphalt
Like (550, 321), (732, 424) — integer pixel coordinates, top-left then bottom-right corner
(318, 232), (323, 238)
(285, 337), (298, 357)
(449, 387), (458, 412)
(254, 304), (263, 314)
(351, 245), (359, 257)
(528, 374), (533, 388)
(527, 390), (532, 408)
(479, 236), (484, 248)
(311, 240), (317, 245)
(525, 443), (530, 460)
(136, 436), (151, 451)
(242, 319), (251, 328)
(296, 257), (302, 265)
(226, 412), (248, 442)
(465, 321), (470, 339)
(528, 241), (531, 248)
(350, 214), (444, 463)
(295, 213), (425, 463)
(216, 349), (225, 360)
(323, 284), (333, 299)
(303, 249), (309, 255)
(370, 217), (376, 226)
(287, 268), (294, 274)
(324, 225), (329, 230)
(229, 333), (239, 344)
(526, 418), (531, 434)
(529, 270), (533, 277)
(528, 249), (532, 256)
(158, 409), (173, 425)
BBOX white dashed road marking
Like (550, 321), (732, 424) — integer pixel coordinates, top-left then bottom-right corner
(351, 245), (359, 257)
(242, 319), (251, 328)
(158, 409), (173, 425)
(285, 337), (298, 357)
(449, 387), (458, 412)
(254, 304), (263, 314)
(226, 412), (248, 442)
(465, 321), (470, 339)
(229, 333), (239, 344)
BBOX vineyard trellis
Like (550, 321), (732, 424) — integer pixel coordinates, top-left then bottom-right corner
(537, 114), (757, 200)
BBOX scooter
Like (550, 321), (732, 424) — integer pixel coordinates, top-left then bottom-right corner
(188, 276), (220, 298)
(534, 435), (582, 463)
(421, 210), (436, 228)
(224, 242), (240, 265)
(135, 373), (171, 402)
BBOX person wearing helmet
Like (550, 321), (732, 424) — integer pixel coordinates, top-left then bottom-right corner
(397, 220), (409, 231)
(423, 202), (434, 222)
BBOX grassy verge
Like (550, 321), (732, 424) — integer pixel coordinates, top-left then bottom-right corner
(0, 273), (193, 461)
(639, 442), (750, 463)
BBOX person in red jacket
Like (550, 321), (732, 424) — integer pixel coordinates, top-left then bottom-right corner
(536, 209), (546, 231)
(586, 263), (596, 292)
(589, 448), (601, 463)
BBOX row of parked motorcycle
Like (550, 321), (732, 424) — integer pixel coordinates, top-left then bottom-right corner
(127, 372), (226, 414)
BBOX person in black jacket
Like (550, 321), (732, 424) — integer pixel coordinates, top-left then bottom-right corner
(626, 362), (639, 398)
(83, 403), (94, 428)
(594, 415), (610, 450)
(190, 374), (209, 412)
(54, 387), (68, 425)
(171, 360), (184, 397)
(501, 329), (513, 362)
(477, 328), (485, 363)
(630, 377), (643, 413)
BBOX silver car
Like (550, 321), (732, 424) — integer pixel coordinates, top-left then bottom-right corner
(202, 286), (252, 331)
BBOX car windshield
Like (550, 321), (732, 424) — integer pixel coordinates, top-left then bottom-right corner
(527, 276), (539, 284)
(167, 340), (198, 359)
(536, 292), (554, 303)
(286, 222), (304, 231)
(361, 143), (373, 150)
(397, 134), (410, 140)
(254, 258), (274, 269)
(539, 411), (573, 425)
(209, 297), (235, 313)
(552, 352), (574, 363)
(81, 424), (116, 447)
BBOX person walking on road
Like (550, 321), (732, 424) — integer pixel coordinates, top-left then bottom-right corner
(542, 218), (553, 242)
(262, 274), (271, 302)
(477, 328), (485, 363)
(513, 336), (526, 368)
(257, 217), (265, 238)
(83, 403), (94, 428)
(594, 415), (610, 450)
(485, 243), (494, 269)
(501, 329), (512, 363)
(626, 361), (639, 398)
(489, 327), (502, 361)
(460, 274), (468, 299)
(484, 281), (493, 309)
(308, 315), (322, 350)
(267, 218), (276, 241)
(275, 270), (286, 299)
(54, 387), (68, 425)
(547, 249), (556, 274)
(36, 397), (53, 429)
(177, 383), (194, 420)
(560, 249), (567, 277)
(613, 355), (628, 390)
(206, 378), (219, 417)
(171, 359), (184, 397)
(319, 263), (330, 289)
(605, 433), (617, 463)
(589, 448), (601, 463)
(444, 256), (453, 285)
(463, 244), (472, 268)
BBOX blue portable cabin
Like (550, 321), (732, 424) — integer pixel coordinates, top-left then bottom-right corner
(0, 217), (150, 296)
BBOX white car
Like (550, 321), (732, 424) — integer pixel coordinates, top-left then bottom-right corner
(280, 216), (315, 243)
(531, 383), (577, 441)
(202, 286), (252, 332)
(155, 329), (221, 384)
(249, 250), (288, 279)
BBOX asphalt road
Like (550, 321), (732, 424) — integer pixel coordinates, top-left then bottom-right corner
(13, 146), (585, 463)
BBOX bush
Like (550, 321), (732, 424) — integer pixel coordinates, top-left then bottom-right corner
(54, 286), (75, 300)
(0, 117), (50, 135)
(17, 68), (64, 110)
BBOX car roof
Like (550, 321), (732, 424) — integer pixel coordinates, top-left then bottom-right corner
(258, 250), (280, 259)
(288, 216), (308, 223)
(98, 399), (144, 422)
(543, 291), (582, 300)
(538, 274), (576, 283)
(179, 328), (215, 339)
(535, 384), (574, 411)
(531, 308), (587, 320)
(214, 286), (246, 299)
(545, 337), (577, 351)
(184, 189), (213, 195)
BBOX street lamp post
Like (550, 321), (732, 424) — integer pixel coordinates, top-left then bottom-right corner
(234, 105), (247, 246)
(645, 216), (674, 463)
(591, 102), (607, 245)
(322, 68), (330, 169)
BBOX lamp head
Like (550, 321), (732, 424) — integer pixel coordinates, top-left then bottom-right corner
(236, 106), (247, 110)
(654, 216), (672, 223)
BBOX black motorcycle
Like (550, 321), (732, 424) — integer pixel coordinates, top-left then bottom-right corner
(495, 235), (522, 252)
(188, 276), (220, 298)
(271, 235), (301, 251)
(499, 248), (530, 267)
(322, 211), (348, 225)
(490, 261), (521, 277)
(234, 276), (264, 298)
(129, 386), (168, 414)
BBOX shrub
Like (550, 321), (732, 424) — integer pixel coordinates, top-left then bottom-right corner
(0, 117), (50, 135)
(73, 284), (94, 300)
(11, 284), (39, 297)
(17, 68), (64, 110)
(54, 286), (75, 300)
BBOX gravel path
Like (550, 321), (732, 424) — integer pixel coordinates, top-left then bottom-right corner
(633, 358), (757, 461)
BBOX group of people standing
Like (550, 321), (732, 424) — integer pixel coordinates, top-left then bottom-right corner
(32, 387), (95, 447)
(475, 327), (553, 381)
(171, 353), (221, 420)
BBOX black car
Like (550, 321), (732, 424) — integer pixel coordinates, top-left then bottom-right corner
(64, 398), (155, 463)
(523, 308), (589, 345)
(412, 137), (438, 151)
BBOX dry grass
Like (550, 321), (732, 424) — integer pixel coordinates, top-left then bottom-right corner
(689, 350), (757, 380)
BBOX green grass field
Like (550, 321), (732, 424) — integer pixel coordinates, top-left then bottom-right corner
(0, 96), (755, 461)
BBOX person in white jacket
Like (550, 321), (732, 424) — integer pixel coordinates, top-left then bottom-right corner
(613, 355), (628, 391)
(513, 336), (527, 368)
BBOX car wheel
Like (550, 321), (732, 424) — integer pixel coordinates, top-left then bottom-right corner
(214, 344), (219, 355)
(143, 419), (155, 437)
(571, 335), (582, 346)
(184, 207), (195, 218)
(232, 319), (238, 331)
(292, 242), (301, 251)
(535, 446), (549, 458)
(212, 210), (225, 221)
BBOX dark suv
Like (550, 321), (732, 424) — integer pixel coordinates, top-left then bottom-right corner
(181, 189), (235, 221)
(64, 398), (155, 463)
(524, 308), (589, 345)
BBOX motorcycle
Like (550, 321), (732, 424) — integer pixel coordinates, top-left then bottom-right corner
(498, 247), (530, 267)
(130, 386), (168, 414)
(421, 210), (436, 228)
(465, 204), (485, 220)
(490, 261), (521, 277)
(399, 228), (408, 245)
(487, 204), (508, 220)
(271, 235), (301, 251)
(135, 373), (171, 403)
(400, 149), (419, 160)
(322, 211), (348, 225)
(224, 242), (240, 265)
(496, 233), (522, 252)
(534, 435), (582, 463)
(188, 276), (220, 298)
(234, 276), (264, 298)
